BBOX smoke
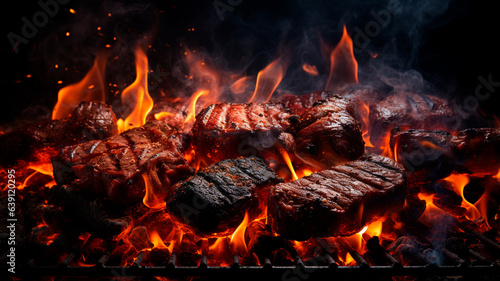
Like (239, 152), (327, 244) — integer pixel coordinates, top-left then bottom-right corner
(161, 0), (461, 100)
(3, 0), (469, 125)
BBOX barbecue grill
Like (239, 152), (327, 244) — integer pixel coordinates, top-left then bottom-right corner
(3, 1), (500, 281)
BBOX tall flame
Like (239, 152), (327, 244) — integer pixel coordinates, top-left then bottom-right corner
(52, 52), (107, 119)
(280, 149), (299, 181)
(117, 47), (154, 133)
(249, 56), (287, 103)
(229, 211), (249, 257)
(142, 174), (166, 210)
(184, 90), (209, 127)
(358, 101), (375, 148)
(325, 25), (358, 90)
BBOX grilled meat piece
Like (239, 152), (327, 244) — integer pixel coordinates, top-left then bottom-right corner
(0, 101), (118, 166)
(192, 102), (294, 165)
(369, 92), (455, 148)
(193, 94), (364, 167)
(166, 156), (282, 236)
(52, 120), (193, 205)
(268, 154), (406, 240)
(277, 90), (338, 116)
(390, 129), (456, 182)
(453, 128), (500, 175)
(391, 128), (500, 181)
(294, 96), (364, 167)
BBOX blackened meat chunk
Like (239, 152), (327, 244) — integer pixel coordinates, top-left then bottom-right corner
(166, 156), (282, 236)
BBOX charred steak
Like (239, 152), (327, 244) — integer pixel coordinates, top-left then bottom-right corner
(166, 156), (282, 236)
(0, 101), (118, 166)
(52, 120), (193, 205)
(268, 154), (406, 240)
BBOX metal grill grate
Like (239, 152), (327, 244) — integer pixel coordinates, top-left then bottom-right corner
(15, 222), (500, 280)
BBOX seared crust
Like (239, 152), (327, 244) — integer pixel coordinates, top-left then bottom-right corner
(268, 154), (406, 240)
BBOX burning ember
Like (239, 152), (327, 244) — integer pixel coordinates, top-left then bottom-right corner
(2, 3), (500, 280)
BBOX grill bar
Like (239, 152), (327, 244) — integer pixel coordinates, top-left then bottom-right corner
(19, 265), (500, 279)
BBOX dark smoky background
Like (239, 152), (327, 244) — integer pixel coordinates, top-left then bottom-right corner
(1, 0), (499, 128)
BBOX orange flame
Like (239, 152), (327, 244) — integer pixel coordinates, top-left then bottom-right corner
(142, 174), (166, 210)
(365, 219), (384, 238)
(165, 228), (184, 254)
(184, 90), (209, 127)
(229, 212), (249, 257)
(379, 130), (394, 159)
(420, 140), (444, 150)
(52, 52), (107, 119)
(443, 174), (484, 223)
(149, 230), (169, 250)
(325, 25), (358, 90)
(154, 112), (173, 120)
(209, 237), (227, 252)
(117, 47), (154, 133)
(345, 226), (367, 253)
(230, 76), (253, 95)
(302, 63), (319, 76)
(280, 149), (298, 181)
(339, 252), (355, 265)
(417, 193), (445, 225)
(16, 163), (55, 190)
(494, 169), (500, 181)
(249, 56), (287, 103)
(358, 101), (375, 148)
(182, 50), (232, 127)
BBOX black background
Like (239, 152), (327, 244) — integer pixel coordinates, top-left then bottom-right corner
(1, 0), (499, 127)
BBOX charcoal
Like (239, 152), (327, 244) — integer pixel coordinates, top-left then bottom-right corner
(48, 185), (131, 239)
(128, 226), (154, 252)
(244, 220), (286, 256)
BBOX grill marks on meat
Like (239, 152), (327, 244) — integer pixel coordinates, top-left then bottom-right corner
(268, 154), (406, 240)
(193, 93), (364, 167)
(294, 96), (364, 167)
(53, 120), (193, 205)
(192, 102), (294, 164)
(0, 101), (118, 167)
(166, 157), (282, 236)
(391, 128), (500, 181)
